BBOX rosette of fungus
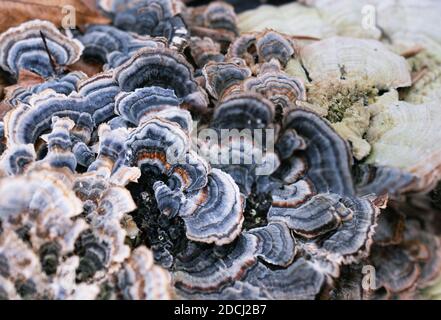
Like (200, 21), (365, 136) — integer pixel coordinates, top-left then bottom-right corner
(332, 199), (441, 300)
(0, 0), (439, 302)
(164, 168), (245, 245)
(170, 104), (382, 299)
(0, 20), (83, 78)
(126, 117), (244, 246)
(268, 109), (381, 263)
(126, 117), (190, 174)
(172, 221), (329, 300)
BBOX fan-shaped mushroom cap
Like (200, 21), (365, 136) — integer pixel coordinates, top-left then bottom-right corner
(172, 235), (257, 295)
(189, 37), (224, 68)
(0, 143), (35, 176)
(126, 118), (190, 173)
(184, 1), (237, 49)
(248, 222), (297, 267)
(77, 71), (120, 124)
(115, 87), (180, 125)
(269, 193), (345, 238)
(167, 150), (210, 192)
(0, 20), (83, 78)
(178, 169), (244, 245)
(243, 61), (306, 109)
(203, 60), (251, 100)
(41, 117), (77, 172)
(99, 0), (183, 40)
(212, 93), (275, 130)
(321, 195), (379, 263)
(283, 108), (354, 195)
(244, 258), (327, 300)
(88, 124), (128, 176)
(114, 47), (207, 111)
(355, 164), (416, 197)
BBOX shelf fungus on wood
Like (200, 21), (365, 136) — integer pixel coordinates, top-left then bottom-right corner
(1, 0), (441, 301)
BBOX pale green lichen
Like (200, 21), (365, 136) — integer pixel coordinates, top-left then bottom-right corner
(364, 91), (399, 145)
(305, 80), (378, 123)
(295, 79), (380, 160)
(332, 100), (371, 160)
(421, 276), (441, 300)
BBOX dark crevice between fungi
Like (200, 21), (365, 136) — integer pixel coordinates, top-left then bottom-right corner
(243, 186), (271, 231)
(39, 242), (61, 276)
(300, 62), (312, 83)
(126, 167), (188, 270)
(97, 281), (115, 300)
(15, 279), (37, 299)
(16, 224), (31, 244)
(430, 181), (441, 210)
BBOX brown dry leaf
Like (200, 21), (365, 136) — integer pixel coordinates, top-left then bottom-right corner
(15, 69), (45, 86)
(0, 101), (12, 120)
(0, 0), (110, 33)
(0, 69), (45, 120)
(69, 58), (103, 77)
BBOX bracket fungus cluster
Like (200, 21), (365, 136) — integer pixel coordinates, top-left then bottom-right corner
(0, 0), (441, 300)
